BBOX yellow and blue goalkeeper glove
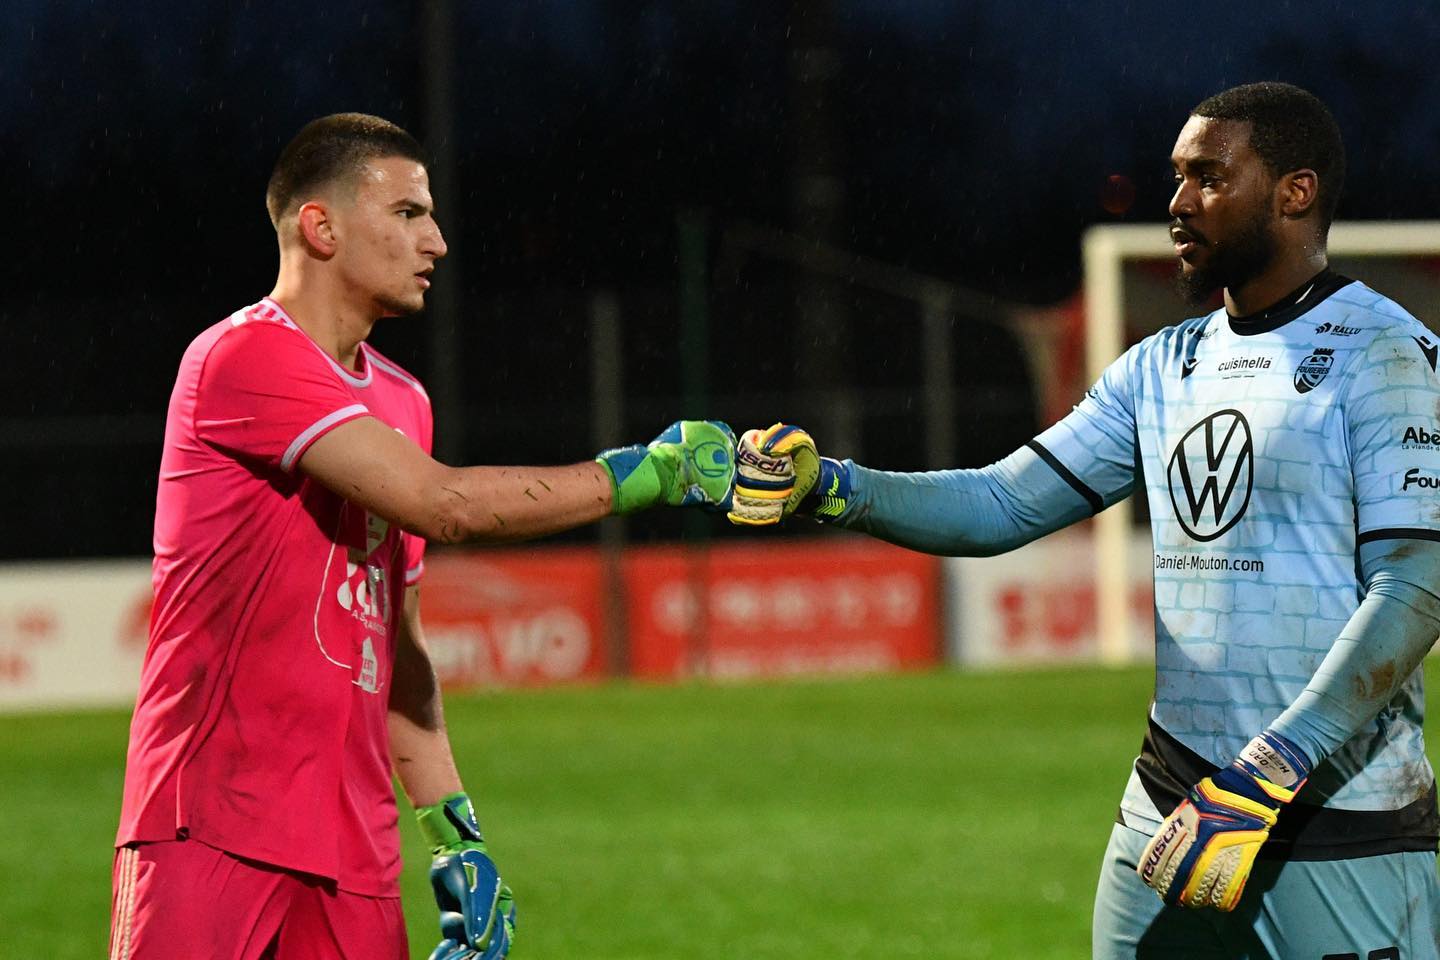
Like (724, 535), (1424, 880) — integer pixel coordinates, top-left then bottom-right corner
(597, 420), (736, 515)
(726, 423), (850, 525)
(417, 793), (516, 960)
(1138, 731), (1310, 911)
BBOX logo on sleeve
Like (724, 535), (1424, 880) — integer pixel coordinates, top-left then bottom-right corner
(1167, 410), (1254, 542)
(1402, 425), (1440, 450)
(1293, 348), (1335, 394)
(1413, 336), (1438, 373)
(1399, 469), (1434, 492)
(1402, 468), (1440, 492)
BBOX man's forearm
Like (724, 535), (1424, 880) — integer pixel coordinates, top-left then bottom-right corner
(391, 708), (464, 808)
(430, 461), (613, 544)
(1270, 540), (1440, 765)
(833, 445), (1098, 556)
(390, 585), (465, 807)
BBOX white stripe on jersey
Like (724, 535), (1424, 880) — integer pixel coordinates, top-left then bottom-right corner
(280, 404), (369, 473)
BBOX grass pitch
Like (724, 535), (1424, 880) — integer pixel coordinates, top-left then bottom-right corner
(7, 662), (1435, 959)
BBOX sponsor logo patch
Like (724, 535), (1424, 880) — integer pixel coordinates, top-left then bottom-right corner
(1402, 468), (1440, 492)
(1294, 348), (1335, 394)
(1314, 321), (1361, 336)
(1402, 425), (1440, 450)
(1167, 410), (1254, 542)
(1216, 356), (1272, 379)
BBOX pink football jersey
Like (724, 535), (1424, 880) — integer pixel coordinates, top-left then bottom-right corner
(118, 298), (432, 895)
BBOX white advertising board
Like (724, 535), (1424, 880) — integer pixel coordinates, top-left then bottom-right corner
(0, 560), (152, 712)
(945, 527), (1156, 666)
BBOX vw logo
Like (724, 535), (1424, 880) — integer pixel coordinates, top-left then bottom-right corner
(1167, 409), (1253, 542)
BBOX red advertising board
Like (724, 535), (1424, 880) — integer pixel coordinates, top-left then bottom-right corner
(623, 540), (940, 679)
(420, 548), (608, 687)
(415, 540), (939, 690)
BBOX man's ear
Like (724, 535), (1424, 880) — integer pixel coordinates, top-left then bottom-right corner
(297, 200), (338, 257)
(1278, 168), (1320, 220)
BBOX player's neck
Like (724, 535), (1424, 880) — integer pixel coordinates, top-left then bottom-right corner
(267, 279), (377, 372)
(1223, 245), (1329, 317)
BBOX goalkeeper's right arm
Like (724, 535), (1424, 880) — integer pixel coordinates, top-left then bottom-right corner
(731, 424), (1102, 557)
(836, 450), (1099, 556)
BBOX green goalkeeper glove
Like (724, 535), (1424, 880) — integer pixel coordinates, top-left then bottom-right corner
(417, 792), (515, 960)
(596, 420), (736, 515)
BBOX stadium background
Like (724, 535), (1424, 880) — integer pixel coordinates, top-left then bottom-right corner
(7, 2), (1440, 957)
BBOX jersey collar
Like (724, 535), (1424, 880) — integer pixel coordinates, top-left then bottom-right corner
(1226, 270), (1352, 337)
(259, 297), (374, 387)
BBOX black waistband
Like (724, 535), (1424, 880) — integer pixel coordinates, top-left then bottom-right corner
(1127, 717), (1438, 861)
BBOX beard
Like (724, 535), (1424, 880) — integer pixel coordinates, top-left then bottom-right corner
(1174, 208), (1278, 307)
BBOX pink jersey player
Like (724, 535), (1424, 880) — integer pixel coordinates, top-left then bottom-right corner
(111, 112), (733, 960)
(119, 297), (431, 892)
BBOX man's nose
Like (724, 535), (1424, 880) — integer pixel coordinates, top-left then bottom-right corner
(1169, 182), (1196, 220)
(425, 225), (448, 260)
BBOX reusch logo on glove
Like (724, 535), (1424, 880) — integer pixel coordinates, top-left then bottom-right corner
(1139, 818), (1182, 884)
(736, 445), (788, 477)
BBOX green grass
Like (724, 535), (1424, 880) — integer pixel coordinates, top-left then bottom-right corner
(5, 662), (1436, 958)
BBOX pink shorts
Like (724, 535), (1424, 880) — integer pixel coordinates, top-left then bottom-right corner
(109, 840), (407, 960)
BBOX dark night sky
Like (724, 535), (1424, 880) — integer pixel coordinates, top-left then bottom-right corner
(6, 1), (1440, 557)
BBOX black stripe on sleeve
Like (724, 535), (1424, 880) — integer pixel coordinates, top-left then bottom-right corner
(1357, 527), (1440, 545)
(1026, 440), (1103, 515)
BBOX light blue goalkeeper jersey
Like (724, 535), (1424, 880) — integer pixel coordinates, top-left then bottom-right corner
(1034, 271), (1440, 823)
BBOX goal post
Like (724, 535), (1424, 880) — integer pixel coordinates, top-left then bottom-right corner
(1082, 220), (1440, 665)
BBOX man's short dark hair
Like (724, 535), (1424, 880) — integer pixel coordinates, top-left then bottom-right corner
(266, 113), (427, 226)
(1190, 82), (1346, 229)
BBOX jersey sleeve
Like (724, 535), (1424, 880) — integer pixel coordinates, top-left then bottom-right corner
(1347, 326), (1440, 541)
(831, 341), (1144, 556)
(1028, 341), (1141, 508)
(1270, 538), (1440, 765)
(194, 323), (370, 473)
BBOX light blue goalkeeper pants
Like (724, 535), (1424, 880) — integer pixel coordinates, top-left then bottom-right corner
(1093, 822), (1440, 959)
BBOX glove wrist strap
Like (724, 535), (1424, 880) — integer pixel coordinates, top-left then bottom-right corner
(800, 457), (852, 521)
(417, 791), (486, 854)
(1238, 731), (1310, 789)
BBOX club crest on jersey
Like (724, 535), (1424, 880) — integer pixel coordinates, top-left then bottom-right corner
(1167, 410), (1253, 542)
(1293, 348), (1335, 394)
